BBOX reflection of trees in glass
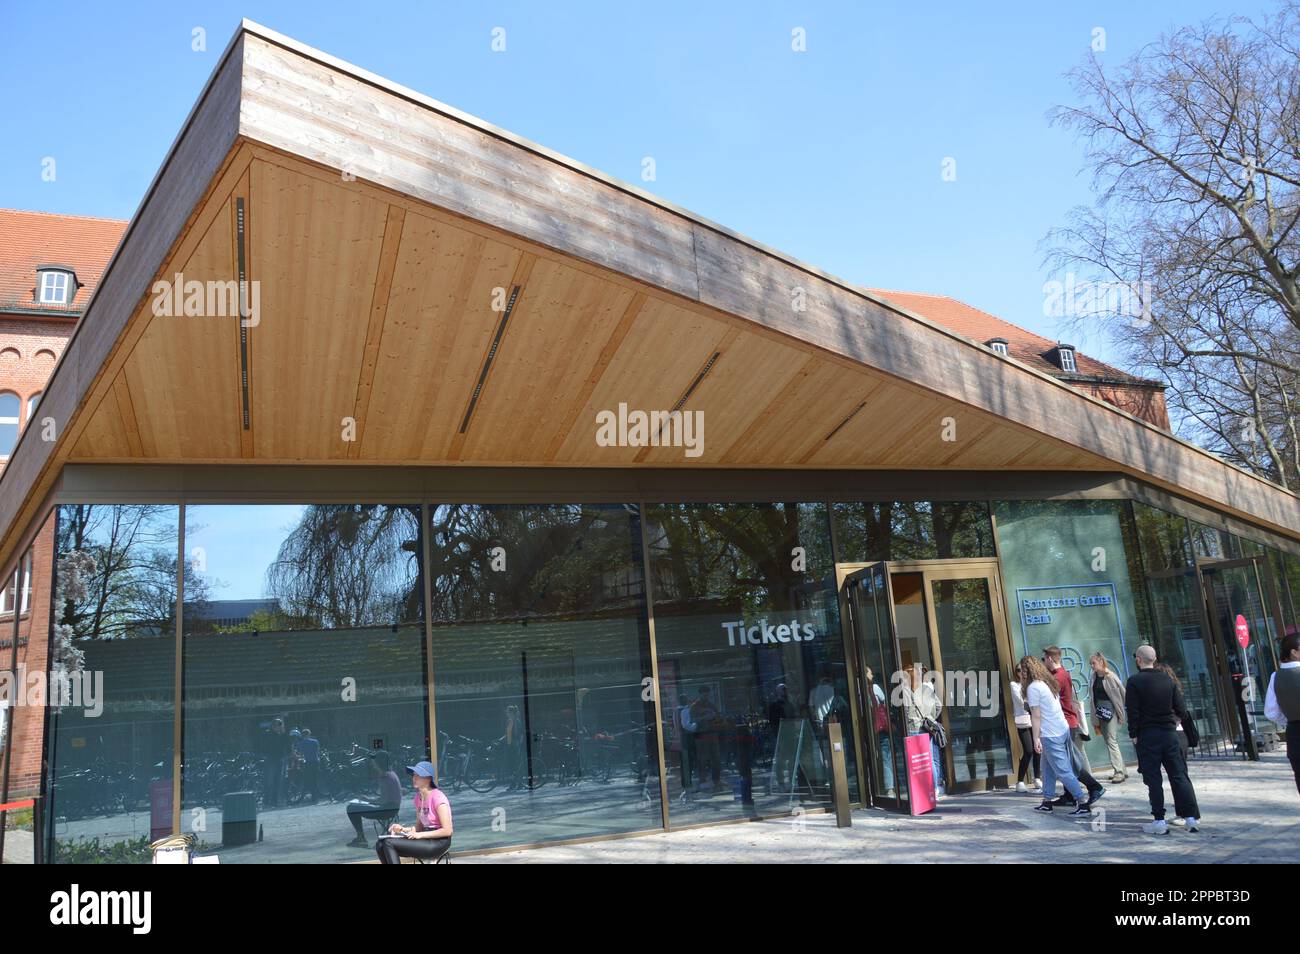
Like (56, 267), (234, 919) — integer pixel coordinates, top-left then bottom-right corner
(646, 503), (830, 614)
(256, 505), (421, 628)
(55, 505), (184, 641)
(427, 504), (642, 621)
(932, 579), (995, 671)
(1269, 548), (1300, 632)
(1190, 522), (1238, 560)
(833, 501), (993, 562)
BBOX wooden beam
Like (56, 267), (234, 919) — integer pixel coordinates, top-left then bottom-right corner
(544, 291), (646, 462)
(350, 204), (406, 459)
(446, 252), (537, 460)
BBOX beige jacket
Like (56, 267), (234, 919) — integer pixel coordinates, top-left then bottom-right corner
(1094, 669), (1127, 725)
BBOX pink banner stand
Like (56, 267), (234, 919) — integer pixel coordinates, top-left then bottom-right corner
(905, 734), (937, 815)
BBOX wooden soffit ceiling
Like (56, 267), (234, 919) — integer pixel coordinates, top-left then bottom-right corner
(1, 20), (1296, 579)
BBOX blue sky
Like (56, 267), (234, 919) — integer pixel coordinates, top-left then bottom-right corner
(186, 505), (306, 600)
(0, 0), (1274, 364)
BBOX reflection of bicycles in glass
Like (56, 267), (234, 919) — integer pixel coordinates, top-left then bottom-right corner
(437, 733), (483, 793)
(583, 722), (651, 783)
(469, 737), (550, 793)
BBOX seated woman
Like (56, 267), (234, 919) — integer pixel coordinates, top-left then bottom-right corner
(346, 750), (402, 848)
(375, 760), (453, 864)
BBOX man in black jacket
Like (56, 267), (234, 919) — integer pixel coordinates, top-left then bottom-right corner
(1126, 645), (1200, 834)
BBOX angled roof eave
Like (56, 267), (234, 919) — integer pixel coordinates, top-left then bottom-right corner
(0, 20), (1296, 583)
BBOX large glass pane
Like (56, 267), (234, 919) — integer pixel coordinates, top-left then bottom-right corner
(181, 504), (427, 864)
(890, 572), (946, 793)
(833, 500), (995, 562)
(930, 577), (1013, 786)
(1202, 563), (1279, 737)
(993, 500), (1142, 770)
(46, 505), (179, 864)
(848, 569), (905, 804)
(427, 503), (659, 850)
(1191, 522), (1240, 560)
(1268, 547), (1300, 635)
(1146, 569), (1229, 748)
(647, 502), (854, 822)
(1131, 503), (1236, 751)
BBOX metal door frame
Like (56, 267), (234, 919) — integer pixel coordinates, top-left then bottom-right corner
(838, 557), (1018, 803)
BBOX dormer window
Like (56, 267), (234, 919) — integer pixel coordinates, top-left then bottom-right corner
(1057, 345), (1077, 372)
(987, 338), (1009, 356)
(36, 267), (76, 305)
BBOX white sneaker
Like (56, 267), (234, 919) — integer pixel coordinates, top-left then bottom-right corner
(1169, 816), (1186, 827)
(1016, 781), (1028, 793)
(1143, 819), (1169, 835)
(1032, 778), (1043, 792)
(1183, 817), (1199, 831)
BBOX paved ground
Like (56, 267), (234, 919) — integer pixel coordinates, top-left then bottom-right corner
(463, 751), (1300, 863)
(6, 751), (1295, 863)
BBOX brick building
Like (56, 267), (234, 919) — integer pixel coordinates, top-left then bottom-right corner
(871, 289), (1171, 429)
(1, 210), (125, 798)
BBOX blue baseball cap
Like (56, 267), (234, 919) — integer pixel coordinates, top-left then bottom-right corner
(406, 760), (436, 778)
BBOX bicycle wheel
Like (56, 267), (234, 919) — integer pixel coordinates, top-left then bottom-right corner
(519, 754), (548, 790)
(466, 754), (498, 794)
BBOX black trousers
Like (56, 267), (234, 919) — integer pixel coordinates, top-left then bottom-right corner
(348, 801), (398, 838)
(1135, 727), (1200, 820)
(1287, 730), (1300, 796)
(376, 835), (451, 864)
(1070, 728), (1102, 795)
(1016, 726), (1039, 783)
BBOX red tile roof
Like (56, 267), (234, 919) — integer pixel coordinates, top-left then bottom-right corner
(0, 209), (127, 318)
(868, 288), (1158, 386)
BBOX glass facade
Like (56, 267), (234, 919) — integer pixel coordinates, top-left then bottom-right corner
(832, 500), (995, 563)
(46, 505), (179, 863)
(11, 490), (1296, 861)
(646, 502), (855, 817)
(1130, 504), (1225, 744)
(993, 500), (1145, 769)
(180, 504), (428, 864)
(1267, 547), (1300, 634)
(425, 503), (659, 850)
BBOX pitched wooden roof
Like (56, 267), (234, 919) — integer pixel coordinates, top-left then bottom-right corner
(0, 21), (1295, 582)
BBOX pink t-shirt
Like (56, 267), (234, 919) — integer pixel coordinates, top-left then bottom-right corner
(415, 787), (451, 832)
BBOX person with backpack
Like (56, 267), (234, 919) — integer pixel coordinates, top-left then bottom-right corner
(1126, 645), (1200, 834)
(1089, 652), (1128, 783)
(1263, 631), (1300, 796)
(1021, 655), (1093, 816)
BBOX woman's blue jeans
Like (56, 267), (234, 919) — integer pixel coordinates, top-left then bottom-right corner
(1040, 731), (1085, 802)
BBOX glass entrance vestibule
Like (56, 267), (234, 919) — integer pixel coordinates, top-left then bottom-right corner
(841, 559), (1020, 809)
(8, 487), (1298, 864)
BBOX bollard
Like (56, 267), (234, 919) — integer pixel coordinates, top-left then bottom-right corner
(828, 720), (852, 827)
